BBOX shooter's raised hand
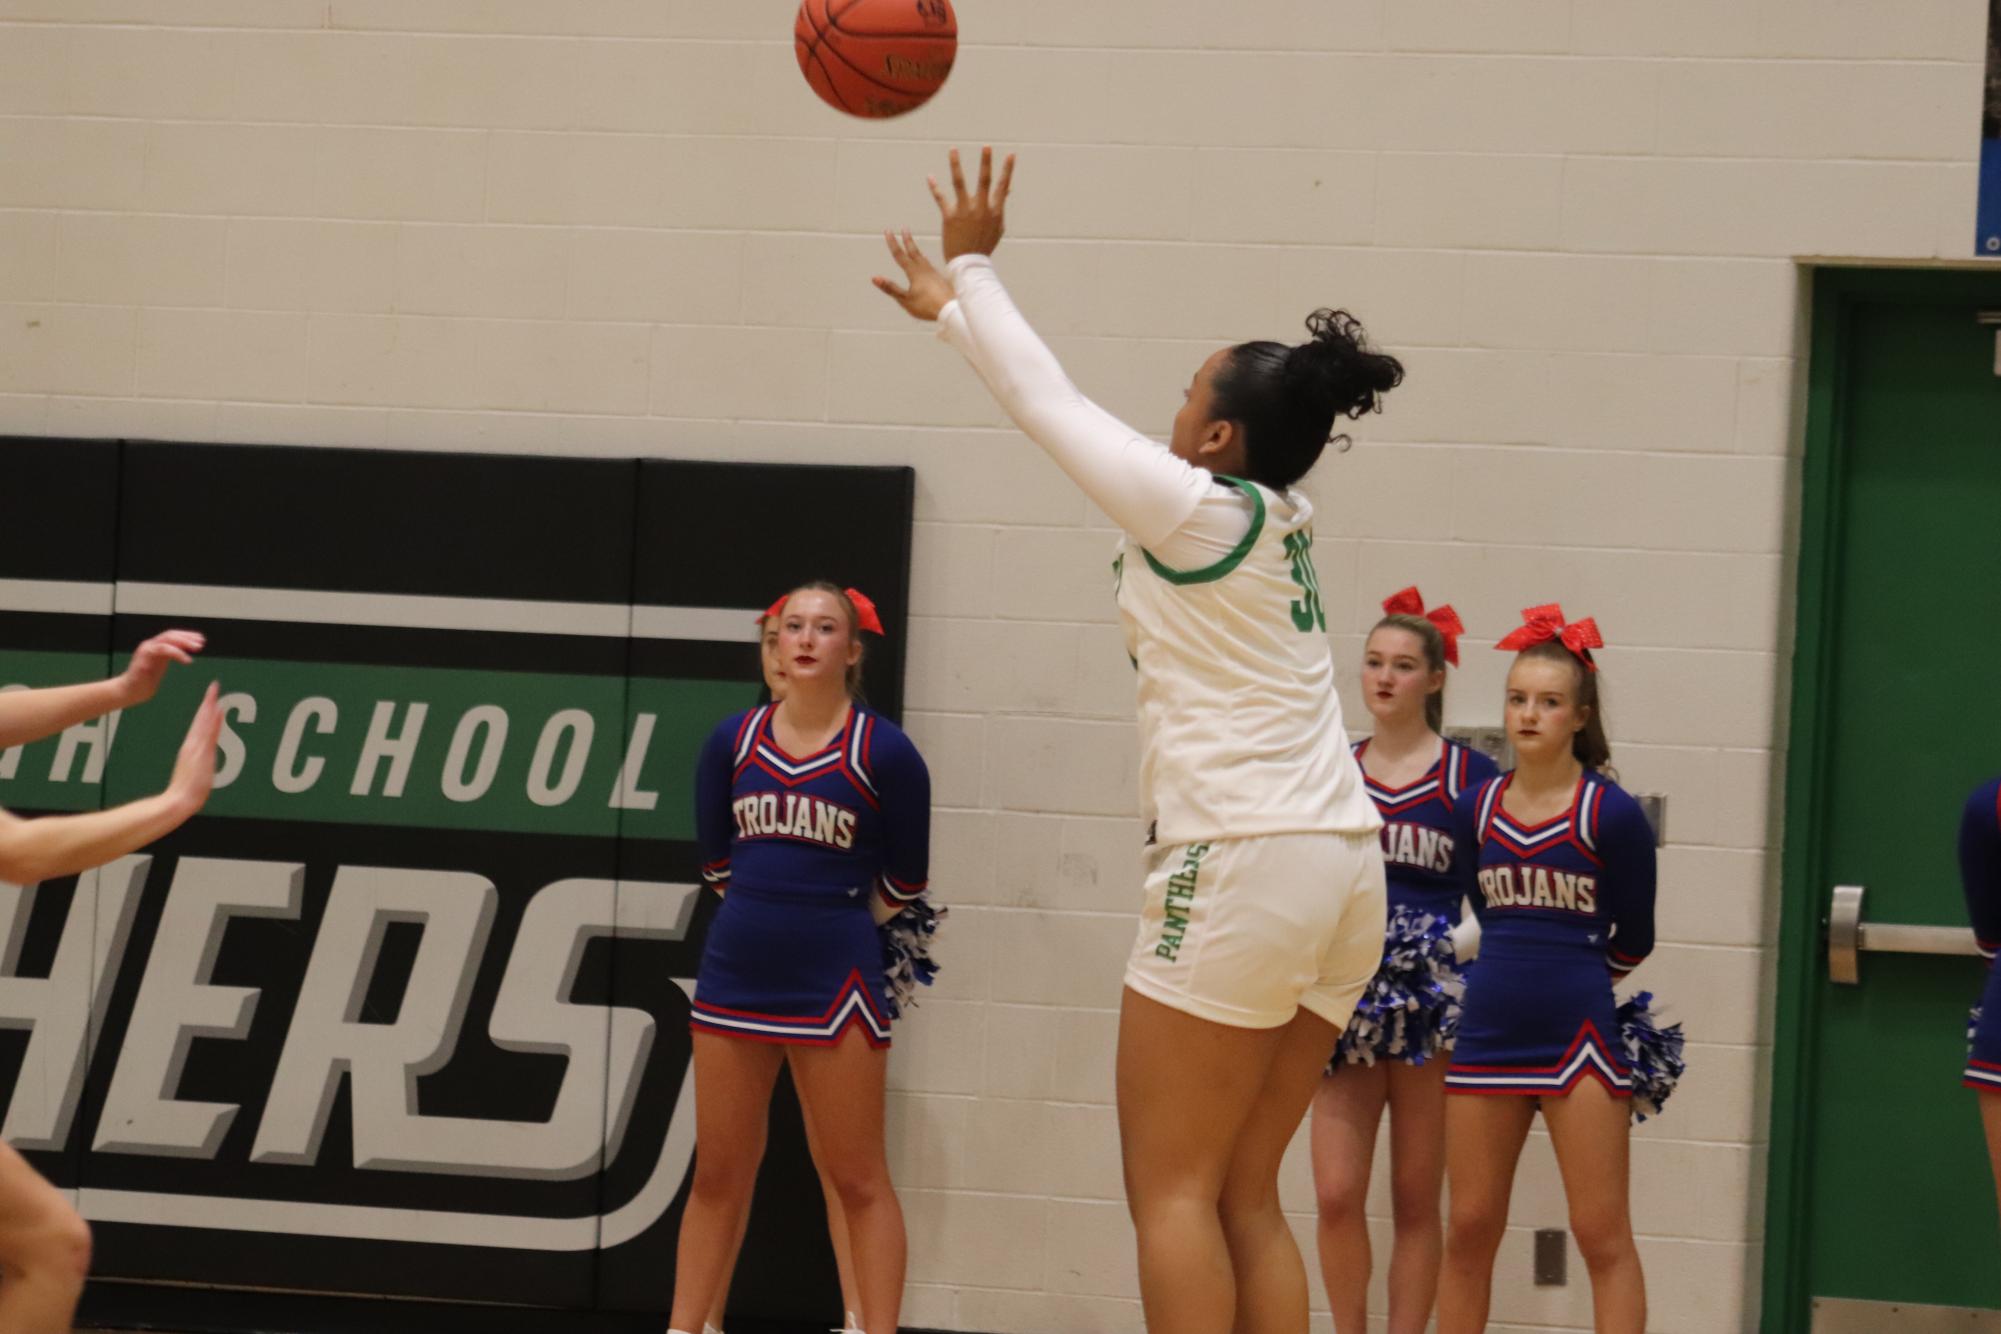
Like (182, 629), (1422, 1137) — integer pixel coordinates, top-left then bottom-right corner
(872, 229), (953, 323)
(930, 146), (1014, 261)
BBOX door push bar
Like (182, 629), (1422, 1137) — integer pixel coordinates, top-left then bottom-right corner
(1826, 884), (1982, 986)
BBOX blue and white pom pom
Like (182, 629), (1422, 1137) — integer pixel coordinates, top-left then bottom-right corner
(1971, 1004), (1984, 1054)
(880, 893), (947, 1021)
(1335, 907), (1463, 1068)
(1617, 990), (1686, 1122)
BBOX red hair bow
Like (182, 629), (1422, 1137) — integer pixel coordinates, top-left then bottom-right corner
(758, 594), (788, 626)
(844, 587), (886, 636)
(1495, 603), (1603, 670)
(1380, 586), (1464, 666)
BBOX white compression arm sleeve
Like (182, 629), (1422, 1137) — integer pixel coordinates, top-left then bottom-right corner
(936, 254), (1242, 554)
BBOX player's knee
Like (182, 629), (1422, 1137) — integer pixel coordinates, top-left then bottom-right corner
(12, 1206), (91, 1286)
(1568, 1212), (1635, 1274)
(823, 1156), (892, 1215)
(1445, 1198), (1506, 1255)
(689, 1140), (762, 1201)
(1123, 1165), (1220, 1223)
(1126, 1186), (1208, 1241)
(1219, 1174), (1280, 1224)
(52, 1211), (91, 1282)
(1313, 1170), (1367, 1225)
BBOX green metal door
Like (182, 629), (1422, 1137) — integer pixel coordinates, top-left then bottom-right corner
(1765, 268), (2001, 1331)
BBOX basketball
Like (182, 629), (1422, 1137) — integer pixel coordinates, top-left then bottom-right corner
(794, 0), (957, 119)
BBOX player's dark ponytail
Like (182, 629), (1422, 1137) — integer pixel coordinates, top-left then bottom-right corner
(1211, 309), (1404, 491)
(1517, 640), (1613, 774)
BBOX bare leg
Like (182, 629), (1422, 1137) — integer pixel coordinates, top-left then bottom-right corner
(1542, 1082), (1646, 1334)
(795, 1052), (863, 1325)
(1219, 1006), (1345, 1334)
(1382, 1059), (1449, 1334)
(789, 1030), (904, 1334)
(1435, 1094), (1536, 1334)
(703, 1071), (863, 1332)
(0, 1143), (90, 1334)
(667, 1035), (785, 1334)
(1309, 1060), (1387, 1334)
(704, 1199), (752, 1331)
(1117, 987), (1290, 1334)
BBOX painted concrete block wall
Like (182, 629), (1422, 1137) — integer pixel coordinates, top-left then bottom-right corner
(1, 1), (1988, 1328)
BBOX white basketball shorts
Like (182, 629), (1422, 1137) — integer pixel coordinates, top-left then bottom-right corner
(1124, 830), (1387, 1030)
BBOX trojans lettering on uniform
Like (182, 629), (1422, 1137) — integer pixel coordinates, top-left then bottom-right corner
(1380, 820), (1453, 874)
(731, 791), (859, 850)
(1477, 863), (1598, 914)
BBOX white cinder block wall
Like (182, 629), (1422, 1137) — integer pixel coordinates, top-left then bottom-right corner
(2, 1), (1988, 1329)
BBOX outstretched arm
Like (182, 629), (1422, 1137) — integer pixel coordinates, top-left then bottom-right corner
(0, 630), (207, 751)
(0, 681), (222, 886)
(874, 149), (1213, 551)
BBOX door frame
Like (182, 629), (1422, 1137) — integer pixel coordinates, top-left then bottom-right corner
(1763, 264), (2001, 1332)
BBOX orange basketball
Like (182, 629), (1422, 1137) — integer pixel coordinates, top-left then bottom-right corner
(794, 0), (957, 119)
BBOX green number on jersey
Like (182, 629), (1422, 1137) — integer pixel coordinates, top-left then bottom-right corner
(1283, 530), (1325, 632)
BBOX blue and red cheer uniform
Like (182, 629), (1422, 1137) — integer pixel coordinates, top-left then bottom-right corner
(690, 702), (930, 1048)
(1445, 770), (1657, 1099)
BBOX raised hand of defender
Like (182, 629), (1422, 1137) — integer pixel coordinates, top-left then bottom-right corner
(872, 229), (954, 323)
(930, 145), (1014, 261)
(119, 629), (206, 706)
(166, 682), (224, 815)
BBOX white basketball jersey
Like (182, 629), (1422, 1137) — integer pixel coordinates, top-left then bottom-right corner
(1115, 478), (1381, 845)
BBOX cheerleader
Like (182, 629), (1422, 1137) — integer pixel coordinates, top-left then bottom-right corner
(1436, 607), (1654, 1334)
(1312, 588), (1497, 1334)
(0, 631), (220, 1334)
(667, 584), (930, 1334)
(875, 148), (1402, 1334)
(1960, 775), (2001, 1212)
(701, 604), (864, 1334)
